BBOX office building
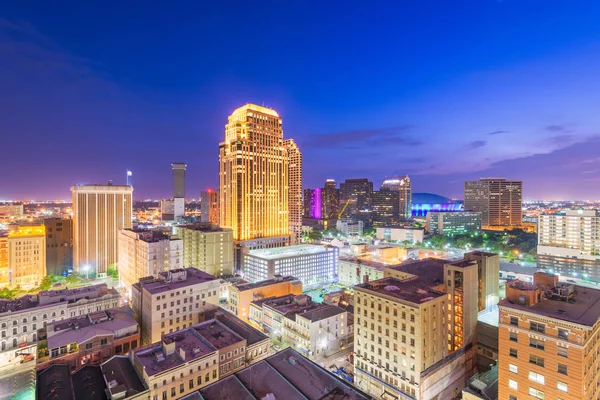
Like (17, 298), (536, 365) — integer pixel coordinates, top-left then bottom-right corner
(381, 175), (412, 220)
(303, 180), (340, 227)
(323, 179), (340, 219)
(242, 245), (338, 288)
(339, 178), (373, 218)
(426, 210), (482, 235)
(8, 225), (46, 288)
(219, 104), (296, 267)
(175, 223), (233, 277)
(160, 199), (175, 221)
(131, 268), (221, 345)
(228, 276), (302, 321)
(372, 190), (400, 227)
(375, 226), (424, 243)
(44, 217), (73, 276)
(172, 162), (187, 221)
(249, 294), (352, 359)
(37, 306), (139, 372)
(200, 191), (210, 223)
(464, 251), (500, 312)
(200, 190), (219, 224)
(464, 178), (522, 227)
(0, 233), (7, 287)
(118, 228), (183, 293)
(336, 218), (364, 235)
(0, 203), (24, 216)
(498, 272), (600, 400)
(284, 139), (303, 244)
(537, 209), (600, 281)
(71, 183), (133, 276)
(0, 284), (120, 357)
(303, 188), (320, 219)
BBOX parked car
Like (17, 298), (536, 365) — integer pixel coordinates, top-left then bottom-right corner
(20, 354), (34, 363)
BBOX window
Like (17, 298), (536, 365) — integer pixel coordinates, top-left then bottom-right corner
(180, 384), (184, 393)
(509, 364), (518, 374)
(529, 371), (545, 384)
(509, 348), (518, 358)
(86, 343), (92, 350)
(509, 396), (517, 400)
(557, 363), (568, 375)
(557, 328), (569, 340)
(529, 387), (544, 399)
(530, 322), (545, 333)
(508, 379), (518, 390)
(557, 347), (568, 358)
(509, 332), (518, 342)
(557, 381), (568, 392)
(100, 338), (107, 345)
(510, 316), (519, 326)
(529, 354), (544, 367)
(171, 388), (176, 397)
(529, 338), (545, 350)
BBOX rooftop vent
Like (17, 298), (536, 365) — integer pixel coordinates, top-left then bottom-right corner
(384, 285), (400, 292)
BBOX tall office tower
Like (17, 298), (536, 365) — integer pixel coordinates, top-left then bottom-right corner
(219, 104), (292, 267)
(171, 162), (187, 220)
(303, 188), (317, 219)
(0, 233), (8, 286)
(498, 272), (600, 400)
(322, 179), (340, 219)
(371, 190), (399, 227)
(71, 183), (133, 277)
(464, 178), (522, 227)
(339, 178), (373, 219)
(175, 223), (234, 277)
(284, 139), (302, 244)
(200, 190), (210, 222)
(118, 228), (183, 293)
(381, 175), (412, 220)
(538, 209), (600, 281)
(8, 226), (46, 288)
(44, 217), (73, 276)
(208, 189), (220, 225)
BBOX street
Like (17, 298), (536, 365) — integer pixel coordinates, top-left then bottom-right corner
(0, 360), (36, 400)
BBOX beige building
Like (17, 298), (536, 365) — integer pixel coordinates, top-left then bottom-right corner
(8, 225), (46, 289)
(71, 183), (133, 276)
(464, 178), (522, 227)
(338, 257), (386, 286)
(174, 223), (233, 277)
(284, 138), (302, 244)
(118, 228), (183, 294)
(131, 268), (221, 345)
(0, 233), (7, 287)
(464, 250), (500, 312)
(219, 104), (298, 266)
(375, 227), (424, 243)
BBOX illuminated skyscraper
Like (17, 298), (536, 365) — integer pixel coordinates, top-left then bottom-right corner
(464, 178), (522, 227)
(339, 178), (373, 219)
(381, 175), (412, 220)
(284, 138), (302, 244)
(71, 183), (133, 276)
(219, 104), (295, 267)
(8, 226), (46, 288)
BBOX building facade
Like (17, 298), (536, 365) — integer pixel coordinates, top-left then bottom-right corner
(0, 234), (7, 287)
(71, 183), (133, 276)
(338, 257), (386, 286)
(44, 217), (73, 276)
(339, 178), (373, 220)
(284, 138), (302, 244)
(426, 211), (482, 235)
(464, 178), (522, 227)
(381, 175), (412, 220)
(242, 245), (338, 288)
(118, 229), (183, 294)
(8, 225), (46, 288)
(372, 190), (400, 227)
(200, 190), (220, 225)
(537, 209), (600, 281)
(131, 268), (221, 345)
(336, 219), (364, 236)
(175, 224), (233, 277)
(375, 227), (424, 243)
(171, 162), (187, 221)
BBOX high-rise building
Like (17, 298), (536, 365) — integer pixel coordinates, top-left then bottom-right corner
(172, 162), (187, 221)
(0, 233), (8, 287)
(537, 209), (600, 281)
(371, 190), (399, 226)
(8, 225), (46, 288)
(323, 179), (339, 219)
(303, 188), (319, 219)
(464, 178), (522, 227)
(118, 228), (183, 293)
(200, 189), (220, 224)
(284, 139), (302, 244)
(426, 210), (482, 235)
(498, 272), (600, 400)
(339, 178), (373, 218)
(44, 217), (73, 276)
(303, 180), (339, 225)
(175, 223), (234, 277)
(71, 183), (133, 277)
(219, 104), (293, 266)
(381, 175), (412, 220)
(200, 190), (210, 223)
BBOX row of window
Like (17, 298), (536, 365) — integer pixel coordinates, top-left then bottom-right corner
(508, 378), (568, 394)
(509, 317), (569, 339)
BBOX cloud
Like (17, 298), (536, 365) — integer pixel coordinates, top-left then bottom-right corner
(467, 140), (486, 149)
(306, 125), (421, 148)
(488, 130), (508, 135)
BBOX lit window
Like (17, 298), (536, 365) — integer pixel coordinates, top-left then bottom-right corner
(508, 379), (518, 390)
(509, 364), (518, 374)
(557, 381), (568, 393)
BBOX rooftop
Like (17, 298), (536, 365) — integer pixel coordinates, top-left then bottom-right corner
(193, 320), (245, 349)
(246, 245), (333, 260)
(134, 268), (218, 295)
(37, 364), (74, 400)
(447, 259), (477, 269)
(385, 257), (447, 284)
(101, 356), (147, 398)
(179, 223), (230, 233)
(213, 311), (269, 346)
(198, 375), (254, 400)
(257, 294), (346, 322)
(234, 275), (301, 292)
(339, 256), (391, 270)
(72, 366), (109, 400)
(356, 276), (446, 305)
(232, 103), (280, 118)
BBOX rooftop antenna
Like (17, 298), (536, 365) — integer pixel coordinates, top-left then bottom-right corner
(126, 170), (132, 186)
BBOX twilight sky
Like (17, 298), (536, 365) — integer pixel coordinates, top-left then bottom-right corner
(1, 1), (600, 201)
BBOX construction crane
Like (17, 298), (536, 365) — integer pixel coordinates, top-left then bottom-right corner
(338, 199), (351, 219)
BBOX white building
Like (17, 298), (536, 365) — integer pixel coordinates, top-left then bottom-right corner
(426, 211), (482, 235)
(174, 223), (234, 277)
(375, 227), (424, 243)
(242, 245), (339, 288)
(336, 219), (363, 236)
(338, 257), (386, 286)
(118, 228), (183, 294)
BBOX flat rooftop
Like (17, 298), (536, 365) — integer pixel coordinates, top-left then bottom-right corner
(247, 245), (331, 260)
(214, 311), (269, 345)
(500, 285), (600, 326)
(179, 223), (229, 233)
(448, 259), (477, 269)
(234, 276), (300, 292)
(356, 276), (446, 305)
(339, 256), (393, 270)
(196, 348), (369, 400)
(101, 356), (147, 398)
(385, 257), (447, 284)
(134, 268), (218, 295)
(132, 329), (216, 376)
(193, 320), (244, 349)
(72, 366), (108, 400)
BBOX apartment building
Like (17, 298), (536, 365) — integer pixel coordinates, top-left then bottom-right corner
(8, 225), (46, 289)
(118, 228), (183, 293)
(498, 272), (600, 400)
(37, 306), (139, 372)
(174, 223), (233, 277)
(228, 275), (302, 321)
(131, 268), (221, 345)
(0, 284), (120, 357)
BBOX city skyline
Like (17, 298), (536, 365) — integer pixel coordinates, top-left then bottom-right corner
(2, 2), (600, 200)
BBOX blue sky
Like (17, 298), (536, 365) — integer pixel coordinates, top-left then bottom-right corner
(1, 1), (600, 200)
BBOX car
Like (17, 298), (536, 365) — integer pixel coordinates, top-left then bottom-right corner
(567, 279), (577, 283)
(20, 354), (34, 363)
(52, 283), (62, 287)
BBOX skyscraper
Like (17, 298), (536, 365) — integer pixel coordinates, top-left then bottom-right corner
(200, 189), (220, 224)
(381, 175), (412, 220)
(44, 217), (73, 276)
(71, 183), (133, 276)
(371, 190), (399, 226)
(219, 104), (294, 267)
(339, 178), (373, 220)
(322, 179), (339, 220)
(172, 162), (187, 220)
(284, 138), (302, 244)
(464, 178), (522, 227)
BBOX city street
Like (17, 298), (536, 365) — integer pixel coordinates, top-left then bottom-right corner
(0, 360), (36, 400)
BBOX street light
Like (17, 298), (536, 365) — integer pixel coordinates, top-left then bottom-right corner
(83, 265), (90, 280)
